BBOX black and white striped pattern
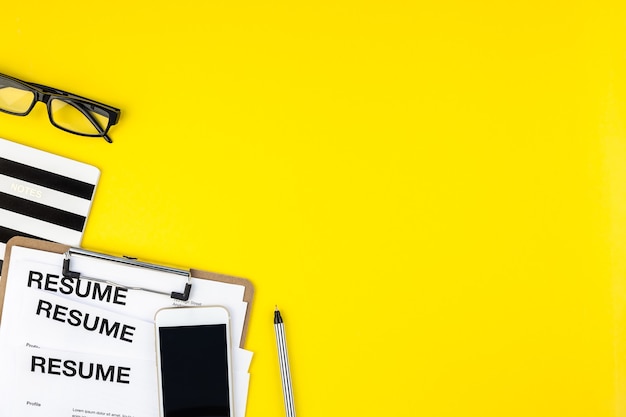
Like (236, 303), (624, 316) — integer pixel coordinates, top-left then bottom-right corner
(0, 138), (100, 265)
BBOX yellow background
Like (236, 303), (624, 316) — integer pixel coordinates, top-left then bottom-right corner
(1, 1), (626, 416)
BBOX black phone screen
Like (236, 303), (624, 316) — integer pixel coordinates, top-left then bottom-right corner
(158, 324), (230, 417)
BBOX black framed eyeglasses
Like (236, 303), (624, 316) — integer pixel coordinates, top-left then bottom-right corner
(0, 72), (120, 143)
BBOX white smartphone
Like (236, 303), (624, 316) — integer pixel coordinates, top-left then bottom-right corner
(155, 306), (234, 417)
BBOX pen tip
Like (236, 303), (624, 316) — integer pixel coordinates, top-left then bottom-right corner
(274, 307), (283, 324)
(275, 305), (278, 311)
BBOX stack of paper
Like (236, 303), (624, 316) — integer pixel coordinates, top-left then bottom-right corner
(0, 245), (253, 417)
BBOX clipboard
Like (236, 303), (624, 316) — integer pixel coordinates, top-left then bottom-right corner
(0, 236), (254, 348)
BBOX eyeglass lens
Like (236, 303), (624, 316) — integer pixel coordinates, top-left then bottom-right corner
(0, 78), (35, 114)
(49, 99), (110, 136)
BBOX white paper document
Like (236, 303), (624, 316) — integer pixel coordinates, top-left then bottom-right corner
(11, 346), (158, 417)
(0, 246), (253, 417)
(14, 287), (155, 358)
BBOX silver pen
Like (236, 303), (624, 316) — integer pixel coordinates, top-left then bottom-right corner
(274, 307), (296, 417)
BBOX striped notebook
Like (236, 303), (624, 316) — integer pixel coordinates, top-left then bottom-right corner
(0, 138), (100, 267)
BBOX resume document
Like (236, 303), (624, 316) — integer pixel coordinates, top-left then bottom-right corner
(0, 247), (252, 417)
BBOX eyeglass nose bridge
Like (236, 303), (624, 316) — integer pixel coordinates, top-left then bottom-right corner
(21, 86), (58, 116)
(31, 90), (54, 109)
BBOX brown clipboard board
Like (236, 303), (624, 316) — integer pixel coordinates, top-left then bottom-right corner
(0, 236), (254, 348)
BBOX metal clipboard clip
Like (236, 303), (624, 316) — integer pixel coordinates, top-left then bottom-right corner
(61, 247), (193, 301)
